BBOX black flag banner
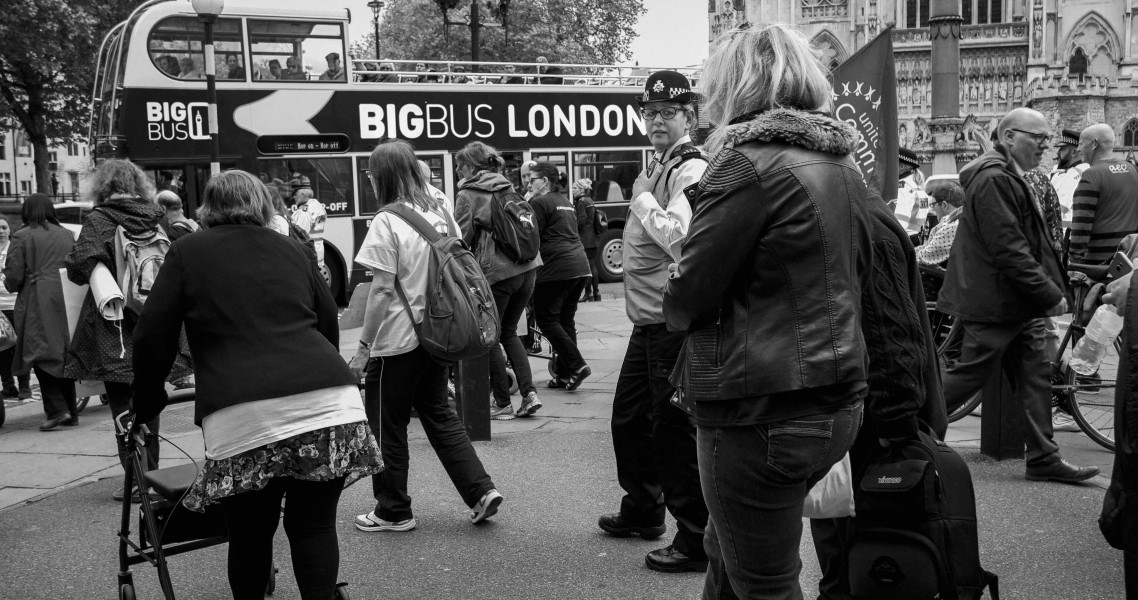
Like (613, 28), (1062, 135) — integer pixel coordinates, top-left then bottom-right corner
(831, 27), (899, 202)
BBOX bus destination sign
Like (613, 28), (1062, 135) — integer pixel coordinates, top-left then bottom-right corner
(257, 134), (351, 155)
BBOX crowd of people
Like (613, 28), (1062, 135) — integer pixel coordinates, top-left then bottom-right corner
(13, 17), (1138, 600)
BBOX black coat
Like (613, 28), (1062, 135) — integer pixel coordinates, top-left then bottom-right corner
(3, 225), (74, 377)
(937, 146), (1068, 322)
(131, 224), (353, 425)
(664, 108), (872, 403)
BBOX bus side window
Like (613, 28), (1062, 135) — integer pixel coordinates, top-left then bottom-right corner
(148, 16), (243, 81)
(249, 20), (346, 82)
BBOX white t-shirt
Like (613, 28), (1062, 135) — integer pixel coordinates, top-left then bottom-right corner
(354, 203), (461, 357)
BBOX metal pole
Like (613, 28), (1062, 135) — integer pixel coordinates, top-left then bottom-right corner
(470, 0), (480, 64)
(202, 15), (221, 177)
(373, 13), (381, 60)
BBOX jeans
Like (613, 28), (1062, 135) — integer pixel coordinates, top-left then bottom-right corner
(491, 270), (536, 406)
(35, 367), (76, 420)
(942, 318), (1059, 465)
(611, 323), (707, 556)
(219, 476), (345, 600)
(701, 400), (863, 600)
(106, 381), (159, 474)
(532, 277), (589, 375)
(363, 346), (495, 521)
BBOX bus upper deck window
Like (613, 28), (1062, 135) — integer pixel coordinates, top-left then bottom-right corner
(248, 20), (346, 83)
(148, 16), (244, 81)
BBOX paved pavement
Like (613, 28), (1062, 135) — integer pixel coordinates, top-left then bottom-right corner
(0, 282), (1125, 599)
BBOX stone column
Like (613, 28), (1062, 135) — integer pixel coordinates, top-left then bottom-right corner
(929, 0), (963, 175)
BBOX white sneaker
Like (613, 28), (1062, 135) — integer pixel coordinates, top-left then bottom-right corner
(1052, 410), (1080, 433)
(490, 403), (515, 420)
(355, 511), (417, 532)
(470, 489), (503, 524)
(517, 392), (542, 417)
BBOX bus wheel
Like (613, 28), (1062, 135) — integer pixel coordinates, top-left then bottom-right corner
(597, 229), (623, 283)
(322, 253), (347, 305)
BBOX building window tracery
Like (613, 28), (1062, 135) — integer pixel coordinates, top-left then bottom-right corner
(1124, 119), (1138, 148)
(801, 0), (848, 19)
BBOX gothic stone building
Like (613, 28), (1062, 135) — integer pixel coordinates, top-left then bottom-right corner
(708, 0), (1138, 170)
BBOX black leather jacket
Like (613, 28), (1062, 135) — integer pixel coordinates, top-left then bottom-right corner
(663, 108), (872, 403)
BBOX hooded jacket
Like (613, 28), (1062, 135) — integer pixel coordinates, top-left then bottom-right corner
(936, 145), (1068, 322)
(454, 171), (540, 286)
(63, 196), (189, 383)
(663, 108), (872, 406)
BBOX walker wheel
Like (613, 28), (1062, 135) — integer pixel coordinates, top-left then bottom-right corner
(265, 563), (278, 596)
(76, 396), (90, 414)
(334, 583), (351, 600)
(119, 583), (136, 600)
(506, 368), (519, 395)
(547, 351), (560, 379)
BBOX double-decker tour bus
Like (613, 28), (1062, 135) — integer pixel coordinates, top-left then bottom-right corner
(90, 0), (701, 302)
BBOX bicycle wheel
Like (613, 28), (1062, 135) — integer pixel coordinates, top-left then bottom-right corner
(1059, 337), (1117, 451)
(928, 309), (983, 423)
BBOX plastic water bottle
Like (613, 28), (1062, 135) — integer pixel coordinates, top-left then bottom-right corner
(1069, 304), (1124, 375)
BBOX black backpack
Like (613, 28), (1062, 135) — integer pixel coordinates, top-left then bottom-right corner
(489, 188), (540, 264)
(847, 428), (999, 600)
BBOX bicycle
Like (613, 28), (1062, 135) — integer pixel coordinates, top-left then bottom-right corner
(933, 263), (1117, 451)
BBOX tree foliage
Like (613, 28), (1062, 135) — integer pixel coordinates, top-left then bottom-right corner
(0, 0), (138, 192)
(350, 0), (646, 67)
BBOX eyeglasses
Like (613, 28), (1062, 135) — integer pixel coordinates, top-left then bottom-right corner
(1009, 128), (1052, 145)
(637, 108), (678, 120)
(528, 176), (545, 183)
(641, 108), (681, 121)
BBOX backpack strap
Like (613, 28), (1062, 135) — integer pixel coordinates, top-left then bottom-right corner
(381, 203), (455, 241)
(663, 144), (708, 192)
(378, 203), (448, 339)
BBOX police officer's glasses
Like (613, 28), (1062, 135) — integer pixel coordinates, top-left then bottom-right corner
(641, 108), (681, 121)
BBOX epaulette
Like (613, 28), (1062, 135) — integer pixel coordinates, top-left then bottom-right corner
(664, 143), (709, 191)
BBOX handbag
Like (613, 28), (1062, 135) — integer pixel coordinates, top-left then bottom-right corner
(0, 311), (16, 352)
(803, 452), (855, 519)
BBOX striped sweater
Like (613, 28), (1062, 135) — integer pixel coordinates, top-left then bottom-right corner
(1069, 159), (1138, 265)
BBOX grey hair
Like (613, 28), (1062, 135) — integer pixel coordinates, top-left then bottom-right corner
(156, 190), (182, 211)
(196, 170), (276, 229)
(702, 24), (833, 154)
(294, 187), (314, 202)
(85, 159), (156, 206)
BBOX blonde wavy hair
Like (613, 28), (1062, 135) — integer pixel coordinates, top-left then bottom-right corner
(702, 24), (833, 154)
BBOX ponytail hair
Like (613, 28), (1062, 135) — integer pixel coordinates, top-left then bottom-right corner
(455, 141), (504, 173)
(530, 162), (563, 192)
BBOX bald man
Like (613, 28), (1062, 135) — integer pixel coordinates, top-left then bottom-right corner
(1069, 124), (1138, 265)
(937, 107), (1098, 484)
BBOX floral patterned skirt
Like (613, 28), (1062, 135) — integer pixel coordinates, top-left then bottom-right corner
(183, 421), (383, 512)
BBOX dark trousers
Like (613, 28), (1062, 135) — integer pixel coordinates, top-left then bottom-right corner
(491, 270), (536, 406)
(35, 367), (76, 420)
(701, 401), (862, 600)
(942, 318), (1059, 465)
(611, 323), (707, 556)
(584, 248), (600, 296)
(219, 476), (345, 600)
(363, 346), (495, 521)
(532, 277), (588, 374)
(107, 381), (159, 474)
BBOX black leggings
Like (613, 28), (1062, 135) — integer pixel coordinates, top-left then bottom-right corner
(218, 476), (346, 600)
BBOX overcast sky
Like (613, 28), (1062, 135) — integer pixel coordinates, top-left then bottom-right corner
(342, 0), (709, 68)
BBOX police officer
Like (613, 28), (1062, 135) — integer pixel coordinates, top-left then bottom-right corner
(290, 176), (327, 272)
(1049, 128), (1087, 231)
(597, 70), (710, 573)
(894, 147), (930, 236)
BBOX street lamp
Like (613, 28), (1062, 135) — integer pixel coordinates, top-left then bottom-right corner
(192, 0), (224, 177)
(367, 1), (385, 60)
